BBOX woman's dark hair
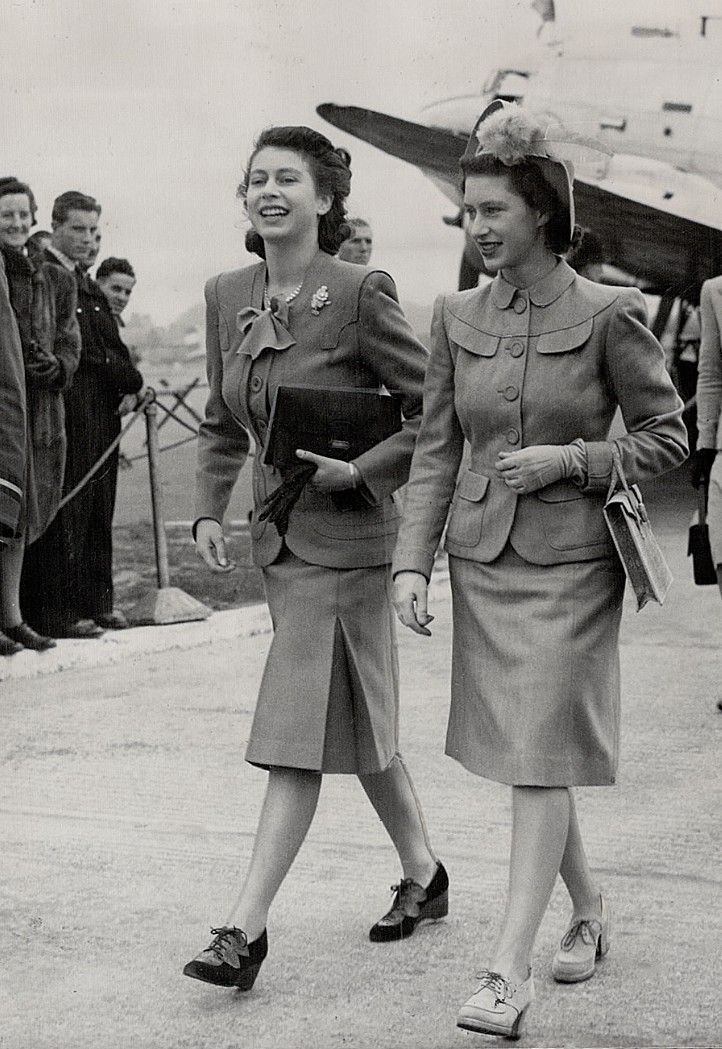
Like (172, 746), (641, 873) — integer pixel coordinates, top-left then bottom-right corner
(237, 126), (351, 258)
(96, 256), (135, 281)
(460, 153), (573, 255)
(0, 177), (38, 225)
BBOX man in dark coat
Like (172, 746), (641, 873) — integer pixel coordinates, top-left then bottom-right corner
(21, 191), (145, 636)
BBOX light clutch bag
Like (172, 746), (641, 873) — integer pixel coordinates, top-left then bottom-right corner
(603, 442), (673, 611)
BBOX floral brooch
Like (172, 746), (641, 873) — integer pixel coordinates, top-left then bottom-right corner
(310, 285), (330, 315)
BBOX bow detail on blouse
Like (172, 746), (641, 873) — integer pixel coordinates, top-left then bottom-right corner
(235, 303), (296, 360)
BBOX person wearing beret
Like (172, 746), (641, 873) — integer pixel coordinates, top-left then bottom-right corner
(184, 125), (447, 995)
(393, 101), (688, 1039)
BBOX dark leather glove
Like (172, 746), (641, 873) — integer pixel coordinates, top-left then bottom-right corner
(690, 448), (717, 488)
(257, 462), (317, 536)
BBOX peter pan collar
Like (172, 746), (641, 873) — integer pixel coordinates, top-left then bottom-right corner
(491, 259), (576, 309)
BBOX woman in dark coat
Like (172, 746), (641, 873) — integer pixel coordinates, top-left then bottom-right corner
(184, 126), (446, 993)
(393, 103), (688, 1039)
(0, 177), (80, 653)
(0, 252), (27, 655)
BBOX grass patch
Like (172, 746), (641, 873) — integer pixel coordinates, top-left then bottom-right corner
(113, 523), (265, 613)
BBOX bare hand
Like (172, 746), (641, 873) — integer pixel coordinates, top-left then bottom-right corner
(495, 445), (568, 494)
(194, 518), (236, 573)
(117, 385), (149, 416)
(393, 571), (434, 636)
(295, 449), (354, 492)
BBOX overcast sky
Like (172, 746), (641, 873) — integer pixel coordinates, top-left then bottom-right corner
(1, 1), (550, 320)
(1, 0), (692, 322)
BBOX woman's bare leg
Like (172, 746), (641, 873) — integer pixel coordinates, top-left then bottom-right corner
(558, 791), (602, 920)
(489, 785), (570, 983)
(0, 541), (24, 628)
(229, 767), (322, 941)
(358, 753), (438, 885)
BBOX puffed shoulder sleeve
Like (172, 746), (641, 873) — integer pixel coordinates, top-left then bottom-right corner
(352, 270), (428, 503)
(582, 288), (688, 490)
(392, 294), (466, 580)
(195, 274), (251, 523)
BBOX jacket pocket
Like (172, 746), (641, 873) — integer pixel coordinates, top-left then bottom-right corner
(537, 489), (610, 550)
(447, 317), (499, 357)
(446, 469), (490, 547)
(535, 318), (593, 355)
(537, 482), (584, 503)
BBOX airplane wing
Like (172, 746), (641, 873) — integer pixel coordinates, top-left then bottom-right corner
(317, 102), (722, 292)
(317, 103), (464, 203)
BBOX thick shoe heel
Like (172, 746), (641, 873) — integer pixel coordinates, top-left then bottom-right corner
(236, 963), (262, 992)
(597, 900), (611, 958)
(508, 1004), (530, 1041)
(421, 889), (448, 921)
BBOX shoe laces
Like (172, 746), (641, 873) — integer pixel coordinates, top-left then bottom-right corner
(206, 926), (248, 962)
(385, 878), (426, 920)
(474, 970), (514, 1005)
(560, 917), (601, 951)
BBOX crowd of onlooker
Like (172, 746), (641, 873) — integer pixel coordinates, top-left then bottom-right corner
(0, 181), (145, 654)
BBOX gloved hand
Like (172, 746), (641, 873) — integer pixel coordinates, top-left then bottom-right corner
(257, 462), (317, 536)
(495, 444), (576, 494)
(690, 448), (717, 489)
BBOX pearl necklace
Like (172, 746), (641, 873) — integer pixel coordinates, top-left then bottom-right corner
(263, 282), (302, 311)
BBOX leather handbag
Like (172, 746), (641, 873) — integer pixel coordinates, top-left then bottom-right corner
(688, 484), (718, 586)
(603, 442), (673, 610)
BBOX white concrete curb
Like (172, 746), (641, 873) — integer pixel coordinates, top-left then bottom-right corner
(0, 569), (451, 683)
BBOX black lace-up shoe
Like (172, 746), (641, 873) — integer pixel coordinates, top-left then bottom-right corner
(183, 927), (267, 990)
(5, 622), (57, 651)
(369, 861), (449, 942)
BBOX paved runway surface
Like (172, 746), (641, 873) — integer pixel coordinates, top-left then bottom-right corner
(1, 475), (720, 1049)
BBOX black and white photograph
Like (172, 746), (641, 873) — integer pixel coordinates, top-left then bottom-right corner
(1, 1), (720, 1046)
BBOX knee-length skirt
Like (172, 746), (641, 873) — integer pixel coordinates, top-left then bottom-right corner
(706, 455), (722, 565)
(447, 544), (626, 787)
(245, 547), (399, 774)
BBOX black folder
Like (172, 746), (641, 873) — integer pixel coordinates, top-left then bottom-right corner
(263, 384), (402, 469)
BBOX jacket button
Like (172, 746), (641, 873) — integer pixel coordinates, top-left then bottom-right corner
(508, 341), (524, 357)
(505, 427), (520, 445)
(250, 375), (263, 392)
(513, 296), (527, 314)
(501, 385), (519, 402)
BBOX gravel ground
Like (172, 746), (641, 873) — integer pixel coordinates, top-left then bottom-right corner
(1, 471), (720, 1049)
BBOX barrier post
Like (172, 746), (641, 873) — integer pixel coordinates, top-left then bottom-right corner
(129, 390), (211, 625)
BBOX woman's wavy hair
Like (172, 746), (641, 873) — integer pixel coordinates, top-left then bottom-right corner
(0, 177), (38, 226)
(237, 126), (351, 259)
(460, 153), (578, 256)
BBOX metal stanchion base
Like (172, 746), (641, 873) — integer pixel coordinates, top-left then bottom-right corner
(129, 586), (212, 626)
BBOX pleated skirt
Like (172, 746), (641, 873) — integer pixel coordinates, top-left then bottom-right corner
(446, 544), (626, 786)
(245, 547), (399, 774)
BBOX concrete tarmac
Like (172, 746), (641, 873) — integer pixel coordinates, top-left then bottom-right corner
(1, 478), (721, 1049)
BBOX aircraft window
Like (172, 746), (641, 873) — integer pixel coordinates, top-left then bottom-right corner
(600, 117), (627, 132)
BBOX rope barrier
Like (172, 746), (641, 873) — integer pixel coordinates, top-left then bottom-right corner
(56, 401), (148, 511)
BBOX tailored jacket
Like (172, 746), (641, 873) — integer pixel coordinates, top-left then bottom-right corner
(696, 276), (722, 450)
(2, 247), (81, 540)
(196, 249), (428, 568)
(0, 254), (26, 539)
(393, 260), (688, 579)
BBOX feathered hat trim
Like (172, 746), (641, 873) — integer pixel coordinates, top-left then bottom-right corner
(475, 106), (549, 167)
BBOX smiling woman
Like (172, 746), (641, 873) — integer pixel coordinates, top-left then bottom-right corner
(184, 125), (447, 998)
(0, 176), (81, 654)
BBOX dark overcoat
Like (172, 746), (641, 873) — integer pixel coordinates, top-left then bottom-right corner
(0, 254), (25, 540)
